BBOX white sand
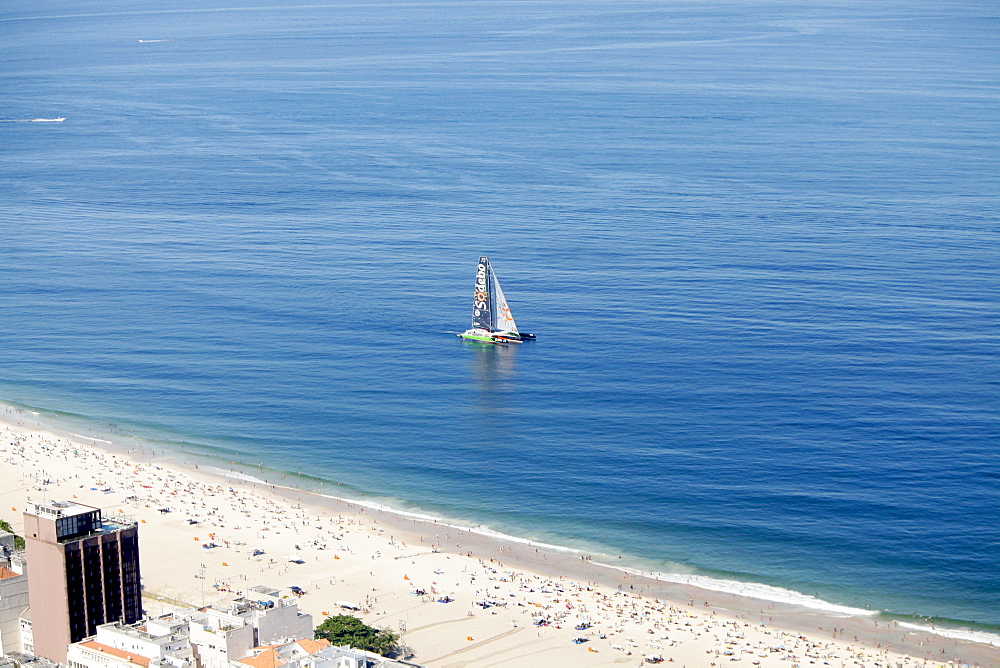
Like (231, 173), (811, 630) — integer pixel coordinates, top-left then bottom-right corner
(2, 415), (994, 667)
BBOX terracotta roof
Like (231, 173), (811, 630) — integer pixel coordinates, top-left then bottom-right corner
(79, 641), (152, 667)
(0, 566), (20, 581)
(236, 638), (332, 668)
(295, 638), (330, 652)
(237, 648), (285, 668)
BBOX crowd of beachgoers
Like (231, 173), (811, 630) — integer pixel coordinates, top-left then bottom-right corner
(2, 414), (992, 667)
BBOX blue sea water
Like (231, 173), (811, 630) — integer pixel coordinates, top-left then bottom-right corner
(1, 0), (998, 634)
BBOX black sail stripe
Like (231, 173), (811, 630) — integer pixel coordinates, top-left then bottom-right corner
(471, 256), (493, 331)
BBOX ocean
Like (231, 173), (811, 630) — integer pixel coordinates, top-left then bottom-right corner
(1, 0), (997, 639)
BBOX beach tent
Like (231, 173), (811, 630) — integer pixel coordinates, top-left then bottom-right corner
(337, 601), (361, 610)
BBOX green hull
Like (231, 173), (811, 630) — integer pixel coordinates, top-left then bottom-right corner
(458, 332), (499, 342)
(458, 328), (505, 343)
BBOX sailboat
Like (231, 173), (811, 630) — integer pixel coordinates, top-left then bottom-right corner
(458, 257), (535, 343)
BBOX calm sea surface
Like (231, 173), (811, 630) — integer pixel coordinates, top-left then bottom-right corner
(2, 0), (997, 633)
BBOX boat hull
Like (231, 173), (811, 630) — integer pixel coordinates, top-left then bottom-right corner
(457, 329), (505, 343)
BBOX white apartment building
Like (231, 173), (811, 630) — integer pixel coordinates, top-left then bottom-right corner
(66, 618), (194, 668)
(186, 588), (313, 668)
(234, 640), (419, 668)
(0, 533), (29, 654)
(64, 586), (313, 668)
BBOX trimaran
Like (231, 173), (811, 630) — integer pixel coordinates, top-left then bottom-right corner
(457, 256), (535, 344)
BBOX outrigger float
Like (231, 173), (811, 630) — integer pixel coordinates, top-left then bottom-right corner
(458, 256), (535, 344)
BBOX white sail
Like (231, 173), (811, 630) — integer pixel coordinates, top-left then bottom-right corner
(492, 271), (519, 335)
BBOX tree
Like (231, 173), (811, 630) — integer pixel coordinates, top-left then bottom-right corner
(314, 614), (401, 656)
(0, 518), (25, 551)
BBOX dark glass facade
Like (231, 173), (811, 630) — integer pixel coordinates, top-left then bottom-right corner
(54, 510), (100, 540)
(60, 527), (143, 642)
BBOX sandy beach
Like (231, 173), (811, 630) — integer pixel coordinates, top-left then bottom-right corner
(1, 412), (995, 667)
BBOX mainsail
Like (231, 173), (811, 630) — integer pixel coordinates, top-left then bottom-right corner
(471, 256), (493, 330)
(459, 255), (533, 343)
(492, 272), (519, 335)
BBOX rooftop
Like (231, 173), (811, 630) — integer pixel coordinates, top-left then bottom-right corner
(78, 641), (152, 667)
(27, 500), (136, 541)
(237, 639), (331, 668)
(27, 500), (99, 519)
(98, 620), (189, 645)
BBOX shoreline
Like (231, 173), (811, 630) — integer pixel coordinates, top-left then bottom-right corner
(1, 404), (998, 666)
(0, 405), (933, 620)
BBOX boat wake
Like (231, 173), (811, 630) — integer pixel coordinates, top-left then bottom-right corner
(0, 118), (65, 122)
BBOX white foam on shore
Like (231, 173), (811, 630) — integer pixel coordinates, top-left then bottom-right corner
(265, 481), (878, 619)
(69, 433), (113, 444)
(466, 525), (582, 554)
(899, 621), (1000, 647)
(5, 411), (986, 642)
(201, 466), (266, 484)
(598, 566), (877, 617)
(304, 488), (581, 554)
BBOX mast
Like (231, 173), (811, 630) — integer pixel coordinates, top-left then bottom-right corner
(471, 256), (493, 330)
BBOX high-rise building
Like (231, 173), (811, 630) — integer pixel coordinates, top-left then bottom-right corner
(23, 501), (142, 662)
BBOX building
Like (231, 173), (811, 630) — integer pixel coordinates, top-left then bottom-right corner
(18, 612), (33, 656)
(66, 640), (153, 668)
(66, 619), (194, 668)
(65, 589), (318, 668)
(234, 639), (419, 668)
(62, 588), (418, 668)
(186, 588), (313, 668)
(23, 501), (142, 662)
(0, 530), (29, 654)
(0, 652), (58, 668)
(233, 638), (330, 668)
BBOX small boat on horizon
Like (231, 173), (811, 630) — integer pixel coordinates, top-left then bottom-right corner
(457, 256), (535, 344)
